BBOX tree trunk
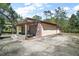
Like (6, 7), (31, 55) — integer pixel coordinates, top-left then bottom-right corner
(0, 25), (2, 36)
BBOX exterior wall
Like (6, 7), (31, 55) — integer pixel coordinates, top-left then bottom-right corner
(16, 26), (25, 35)
(17, 22), (60, 37)
(36, 23), (43, 37)
(16, 26), (22, 34)
(41, 23), (60, 36)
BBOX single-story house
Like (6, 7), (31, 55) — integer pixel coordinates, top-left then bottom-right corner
(16, 18), (60, 37)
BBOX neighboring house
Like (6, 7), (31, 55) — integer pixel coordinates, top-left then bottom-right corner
(16, 18), (60, 37)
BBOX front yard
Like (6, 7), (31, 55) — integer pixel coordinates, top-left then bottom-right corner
(0, 33), (79, 56)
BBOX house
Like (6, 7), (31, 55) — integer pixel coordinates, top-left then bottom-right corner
(16, 18), (60, 37)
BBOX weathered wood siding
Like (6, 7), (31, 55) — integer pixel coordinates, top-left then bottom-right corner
(41, 23), (60, 36)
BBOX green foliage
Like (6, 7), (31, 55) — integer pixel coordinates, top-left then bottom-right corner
(69, 14), (77, 29)
(32, 15), (42, 20)
(69, 13), (79, 33)
(43, 7), (79, 33)
(44, 10), (53, 20)
(0, 16), (5, 25)
(0, 3), (10, 11)
(49, 17), (56, 23)
(3, 25), (12, 33)
(0, 3), (20, 34)
(60, 20), (70, 32)
(76, 10), (79, 25)
(54, 7), (69, 32)
(0, 15), (5, 35)
(54, 7), (67, 22)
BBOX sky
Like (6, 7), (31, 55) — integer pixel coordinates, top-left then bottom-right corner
(11, 3), (79, 19)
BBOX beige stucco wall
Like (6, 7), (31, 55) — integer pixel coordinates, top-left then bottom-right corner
(16, 26), (22, 34)
(41, 23), (60, 36)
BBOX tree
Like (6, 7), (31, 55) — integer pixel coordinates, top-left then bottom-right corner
(54, 7), (67, 31)
(76, 11), (79, 28)
(69, 14), (79, 32)
(8, 6), (19, 33)
(55, 7), (67, 21)
(32, 15), (42, 20)
(44, 10), (53, 20)
(69, 14), (77, 28)
(50, 17), (56, 23)
(76, 10), (79, 17)
(0, 3), (20, 35)
(0, 15), (5, 36)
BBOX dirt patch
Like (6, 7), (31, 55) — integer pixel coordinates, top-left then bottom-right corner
(1, 33), (79, 56)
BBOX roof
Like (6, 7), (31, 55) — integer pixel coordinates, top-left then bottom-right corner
(16, 17), (57, 26)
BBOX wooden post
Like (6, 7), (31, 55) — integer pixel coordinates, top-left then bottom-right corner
(25, 24), (27, 37)
(17, 26), (19, 35)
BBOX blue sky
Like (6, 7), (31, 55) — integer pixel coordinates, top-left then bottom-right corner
(11, 3), (79, 19)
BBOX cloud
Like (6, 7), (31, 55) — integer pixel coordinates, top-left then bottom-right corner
(67, 14), (71, 18)
(32, 3), (44, 7)
(24, 3), (47, 8)
(15, 3), (47, 18)
(15, 5), (36, 18)
(63, 7), (70, 11)
(51, 10), (55, 13)
(24, 3), (31, 6)
(74, 5), (79, 11)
